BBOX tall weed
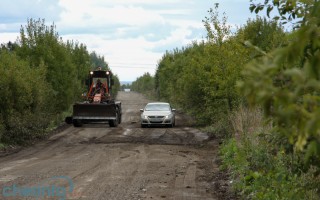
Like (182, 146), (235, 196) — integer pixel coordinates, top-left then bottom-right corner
(220, 107), (320, 199)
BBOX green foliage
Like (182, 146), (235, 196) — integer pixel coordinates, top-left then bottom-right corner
(16, 18), (80, 113)
(211, 1), (320, 199)
(66, 41), (91, 91)
(0, 143), (5, 149)
(90, 51), (109, 70)
(249, 0), (313, 27)
(237, 16), (287, 52)
(203, 3), (231, 45)
(239, 1), (320, 166)
(111, 74), (121, 98)
(220, 122), (320, 199)
(131, 72), (155, 97)
(0, 51), (50, 144)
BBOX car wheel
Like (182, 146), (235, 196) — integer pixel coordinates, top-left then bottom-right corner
(166, 123), (173, 128)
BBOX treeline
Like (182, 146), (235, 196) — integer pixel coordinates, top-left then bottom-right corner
(132, 2), (320, 199)
(131, 72), (155, 97)
(0, 19), (119, 145)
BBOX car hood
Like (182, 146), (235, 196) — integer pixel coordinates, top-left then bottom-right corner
(142, 111), (172, 116)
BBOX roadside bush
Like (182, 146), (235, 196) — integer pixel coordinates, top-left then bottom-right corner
(239, 1), (320, 168)
(221, 1), (320, 199)
(0, 117), (4, 142)
(202, 116), (233, 139)
(229, 106), (265, 140)
(0, 51), (50, 144)
(111, 74), (121, 99)
(220, 107), (320, 199)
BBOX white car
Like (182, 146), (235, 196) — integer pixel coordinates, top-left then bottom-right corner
(140, 102), (176, 128)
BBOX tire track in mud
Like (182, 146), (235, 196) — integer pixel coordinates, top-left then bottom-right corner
(77, 127), (208, 145)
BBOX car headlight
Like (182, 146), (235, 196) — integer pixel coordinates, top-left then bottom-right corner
(164, 114), (173, 119)
(141, 115), (148, 119)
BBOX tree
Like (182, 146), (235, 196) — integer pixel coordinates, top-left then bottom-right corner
(0, 50), (50, 143)
(111, 74), (120, 98)
(131, 72), (155, 94)
(240, 1), (320, 165)
(237, 16), (287, 53)
(249, 0), (314, 28)
(90, 51), (109, 70)
(17, 18), (79, 113)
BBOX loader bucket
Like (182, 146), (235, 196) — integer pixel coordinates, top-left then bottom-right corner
(73, 103), (118, 121)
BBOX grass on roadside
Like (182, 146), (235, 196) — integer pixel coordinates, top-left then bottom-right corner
(0, 143), (6, 150)
(210, 106), (320, 199)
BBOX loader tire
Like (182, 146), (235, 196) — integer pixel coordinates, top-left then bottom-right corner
(109, 112), (118, 127)
(73, 119), (82, 127)
(118, 113), (122, 124)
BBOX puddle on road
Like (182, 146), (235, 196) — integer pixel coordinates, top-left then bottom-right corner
(123, 129), (132, 136)
(194, 132), (209, 141)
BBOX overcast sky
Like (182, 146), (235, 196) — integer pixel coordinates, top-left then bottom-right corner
(0, 0), (255, 82)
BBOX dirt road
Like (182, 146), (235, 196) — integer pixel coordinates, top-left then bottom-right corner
(0, 92), (221, 200)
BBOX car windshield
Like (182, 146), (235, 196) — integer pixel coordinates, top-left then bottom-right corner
(145, 104), (170, 111)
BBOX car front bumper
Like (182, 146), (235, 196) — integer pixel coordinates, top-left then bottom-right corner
(141, 117), (174, 125)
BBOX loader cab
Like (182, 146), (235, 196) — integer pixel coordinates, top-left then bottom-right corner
(86, 70), (114, 101)
(93, 78), (106, 89)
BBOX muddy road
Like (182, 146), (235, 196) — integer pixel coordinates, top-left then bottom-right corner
(0, 92), (221, 200)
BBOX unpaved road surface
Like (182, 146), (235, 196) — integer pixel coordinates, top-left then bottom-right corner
(0, 92), (221, 200)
